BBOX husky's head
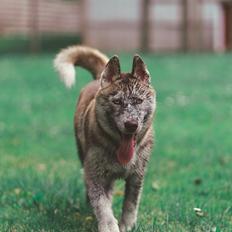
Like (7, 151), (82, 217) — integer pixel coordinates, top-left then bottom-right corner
(96, 55), (156, 142)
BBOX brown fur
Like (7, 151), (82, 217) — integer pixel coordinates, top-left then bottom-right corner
(54, 46), (156, 232)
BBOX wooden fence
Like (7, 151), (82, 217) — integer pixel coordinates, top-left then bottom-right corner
(0, 0), (231, 52)
(0, 0), (81, 35)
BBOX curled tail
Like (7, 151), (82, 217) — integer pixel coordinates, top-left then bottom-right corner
(54, 45), (109, 88)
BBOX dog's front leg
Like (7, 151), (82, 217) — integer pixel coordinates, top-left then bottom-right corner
(86, 175), (119, 232)
(119, 174), (143, 232)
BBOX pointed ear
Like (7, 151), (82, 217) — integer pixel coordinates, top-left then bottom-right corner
(132, 55), (150, 83)
(100, 55), (121, 88)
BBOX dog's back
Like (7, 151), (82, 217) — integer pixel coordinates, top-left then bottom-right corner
(74, 80), (100, 163)
(54, 46), (109, 163)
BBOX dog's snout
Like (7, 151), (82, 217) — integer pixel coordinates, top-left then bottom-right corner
(124, 120), (138, 132)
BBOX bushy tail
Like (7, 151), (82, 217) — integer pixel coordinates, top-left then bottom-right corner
(54, 45), (109, 88)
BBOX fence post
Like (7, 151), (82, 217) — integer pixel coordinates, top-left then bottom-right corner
(80, 0), (87, 44)
(140, 0), (150, 52)
(228, 2), (232, 51)
(181, 0), (188, 52)
(29, 0), (40, 53)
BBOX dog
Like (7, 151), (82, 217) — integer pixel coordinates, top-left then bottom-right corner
(54, 46), (156, 232)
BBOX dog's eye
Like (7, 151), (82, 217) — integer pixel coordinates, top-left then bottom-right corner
(133, 98), (143, 105)
(112, 99), (122, 105)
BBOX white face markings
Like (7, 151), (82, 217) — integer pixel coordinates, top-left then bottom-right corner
(103, 76), (155, 135)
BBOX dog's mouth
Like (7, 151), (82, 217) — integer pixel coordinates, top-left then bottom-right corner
(116, 133), (136, 165)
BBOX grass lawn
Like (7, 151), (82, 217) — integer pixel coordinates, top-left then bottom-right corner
(0, 53), (232, 232)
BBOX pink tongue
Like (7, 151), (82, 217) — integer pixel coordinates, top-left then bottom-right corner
(117, 135), (135, 165)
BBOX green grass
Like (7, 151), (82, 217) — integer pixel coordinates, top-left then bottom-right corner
(0, 53), (232, 231)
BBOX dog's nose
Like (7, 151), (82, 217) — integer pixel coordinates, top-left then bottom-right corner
(124, 120), (138, 132)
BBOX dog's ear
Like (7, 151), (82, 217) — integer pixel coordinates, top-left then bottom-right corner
(100, 55), (121, 88)
(132, 55), (150, 83)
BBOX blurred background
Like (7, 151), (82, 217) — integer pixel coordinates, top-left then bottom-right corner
(1, 0), (232, 54)
(1, 1), (232, 231)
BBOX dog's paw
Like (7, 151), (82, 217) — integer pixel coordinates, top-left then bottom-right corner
(99, 217), (120, 232)
(119, 222), (134, 232)
(119, 216), (136, 232)
(119, 222), (127, 232)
